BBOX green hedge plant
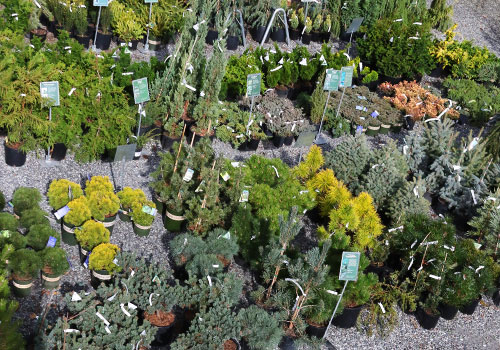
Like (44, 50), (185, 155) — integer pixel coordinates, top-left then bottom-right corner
(65, 196), (92, 227)
(12, 187), (42, 215)
(26, 224), (58, 251)
(19, 208), (50, 229)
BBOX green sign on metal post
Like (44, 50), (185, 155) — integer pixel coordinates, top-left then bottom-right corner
(132, 77), (150, 105)
(339, 66), (354, 88)
(246, 73), (261, 97)
(339, 251), (361, 281)
(144, 0), (158, 3)
(40, 81), (60, 107)
(93, 0), (109, 6)
(324, 69), (341, 91)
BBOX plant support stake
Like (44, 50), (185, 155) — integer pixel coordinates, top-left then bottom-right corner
(144, 0), (158, 51)
(323, 280), (348, 339)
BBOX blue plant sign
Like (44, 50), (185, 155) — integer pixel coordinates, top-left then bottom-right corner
(40, 81), (60, 107)
(93, 0), (109, 6)
(339, 251), (360, 281)
(339, 66), (354, 88)
(46, 236), (57, 248)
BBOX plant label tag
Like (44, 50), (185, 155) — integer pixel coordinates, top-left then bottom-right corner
(371, 110), (379, 118)
(473, 242), (482, 250)
(355, 105), (364, 111)
(132, 77), (150, 104)
(339, 252), (360, 281)
(323, 69), (341, 91)
(54, 205), (70, 220)
(46, 236), (57, 248)
(40, 81), (60, 107)
(195, 180), (205, 193)
(246, 73), (261, 97)
(128, 302), (137, 310)
(299, 58), (307, 66)
(71, 292), (82, 301)
(96, 312), (110, 326)
(357, 95), (367, 100)
(142, 205), (157, 216)
(183, 168), (194, 182)
(378, 302), (386, 313)
(239, 190), (249, 202)
(83, 253), (90, 269)
(221, 172), (230, 182)
(355, 125), (363, 134)
(271, 165), (280, 178)
(339, 66), (354, 88)
(93, 0), (109, 6)
(105, 326), (111, 334)
(222, 231), (231, 240)
(68, 185), (73, 200)
(231, 162), (240, 167)
(7, 201), (13, 208)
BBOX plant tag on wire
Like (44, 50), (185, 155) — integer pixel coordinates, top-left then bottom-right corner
(54, 205), (70, 220)
(183, 168), (194, 182)
(239, 190), (249, 203)
(271, 165), (279, 178)
(378, 302), (386, 313)
(142, 205), (157, 216)
(429, 275), (441, 280)
(220, 172), (230, 182)
(71, 292), (82, 301)
(326, 290), (338, 295)
(371, 110), (379, 118)
(195, 180), (205, 193)
(96, 312), (110, 326)
(46, 236), (57, 248)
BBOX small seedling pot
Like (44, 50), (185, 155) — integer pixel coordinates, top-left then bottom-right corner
(4, 142), (26, 167)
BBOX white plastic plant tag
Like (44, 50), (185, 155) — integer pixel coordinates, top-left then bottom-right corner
(390, 37), (394, 43)
(343, 52), (350, 60)
(486, 197), (497, 202)
(220, 172), (230, 182)
(264, 54), (269, 61)
(299, 58), (307, 66)
(120, 304), (131, 317)
(200, 91), (205, 97)
(68, 87), (76, 96)
(212, 264), (219, 268)
(326, 290), (338, 295)
(278, 57), (284, 64)
(413, 186), (419, 197)
(231, 162), (240, 168)
(54, 205), (70, 220)
(394, 18), (403, 22)
(149, 293), (159, 306)
(475, 266), (485, 273)
(122, 72), (133, 76)
(207, 275), (212, 287)
(96, 312), (110, 326)
(408, 257), (414, 270)
(388, 226), (404, 232)
(71, 292), (82, 301)
(421, 241), (438, 246)
(239, 190), (249, 203)
(64, 329), (80, 333)
(299, 190), (309, 194)
(271, 165), (279, 178)
(429, 275), (441, 280)
(467, 137), (479, 152)
(355, 105), (364, 111)
(222, 231), (231, 240)
(410, 239), (418, 249)
(128, 302), (137, 310)
(443, 245), (455, 251)
(270, 65), (282, 72)
(107, 292), (117, 301)
(378, 302), (386, 313)
(471, 190), (477, 205)
(183, 168), (194, 182)
(105, 326), (111, 334)
(403, 145), (408, 155)
(20, 93), (26, 97)
(413, 22), (422, 25)
(195, 180), (205, 193)
(357, 95), (367, 100)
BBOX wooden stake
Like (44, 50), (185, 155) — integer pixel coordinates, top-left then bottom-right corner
(173, 123), (187, 174)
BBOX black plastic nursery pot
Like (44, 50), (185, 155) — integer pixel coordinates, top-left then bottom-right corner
(365, 264), (394, 282)
(96, 214), (117, 234)
(278, 336), (296, 350)
(160, 133), (180, 151)
(41, 271), (62, 290)
(301, 33), (312, 45)
(332, 305), (363, 329)
(306, 322), (328, 338)
(227, 35), (239, 50)
(271, 28), (286, 42)
(61, 220), (78, 246)
(119, 208), (132, 222)
(289, 28), (300, 40)
(246, 138), (260, 151)
(459, 297), (481, 315)
(91, 269), (112, 289)
(391, 122), (403, 133)
(30, 28), (47, 42)
(416, 308), (440, 330)
(95, 32), (112, 50)
(133, 147), (142, 160)
(5, 142), (27, 167)
(381, 75), (404, 85)
(79, 246), (89, 265)
(12, 276), (34, 297)
(272, 135), (285, 148)
(252, 26), (269, 43)
(152, 323), (174, 346)
(50, 143), (67, 161)
(493, 289), (500, 306)
(76, 35), (91, 49)
(205, 29), (219, 44)
(133, 222), (151, 237)
(438, 303), (459, 320)
(284, 135), (294, 146)
(163, 207), (185, 232)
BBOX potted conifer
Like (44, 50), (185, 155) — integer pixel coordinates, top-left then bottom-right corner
(19, 208), (50, 229)
(26, 224), (58, 251)
(74, 2), (90, 48)
(117, 187), (147, 222)
(40, 247), (69, 289)
(131, 200), (156, 237)
(87, 191), (120, 233)
(88, 243), (120, 288)
(9, 248), (42, 297)
(74, 220), (110, 264)
(62, 197), (92, 246)
(12, 187), (42, 216)
(47, 179), (84, 221)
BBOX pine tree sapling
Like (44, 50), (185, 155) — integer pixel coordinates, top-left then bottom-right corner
(88, 243), (120, 274)
(74, 220), (110, 252)
(12, 187), (42, 214)
(0, 213), (19, 232)
(47, 179), (84, 210)
(64, 196), (92, 227)
(40, 246), (69, 276)
(9, 248), (42, 280)
(0, 276), (25, 349)
(19, 207), (50, 229)
(26, 224), (58, 251)
(87, 191), (121, 221)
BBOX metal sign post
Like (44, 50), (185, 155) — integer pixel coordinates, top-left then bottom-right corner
(260, 8), (291, 47)
(143, 0), (158, 51)
(333, 65), (354, 125)
(40, 81), (60, 165)
(132, 77), (151, 140)
(92, 0), (109, 51)
(345, 17), (364, 56)
(323, 251), (361, 339)
(235, 9), (246, 48)
(246, 73), (261, 135)
(315, 69), (341, 145)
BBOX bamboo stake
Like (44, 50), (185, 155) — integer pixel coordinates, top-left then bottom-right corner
(173, 123), (187, 174)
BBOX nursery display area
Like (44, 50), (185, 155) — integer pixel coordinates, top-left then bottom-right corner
(1, 0), (500, 349)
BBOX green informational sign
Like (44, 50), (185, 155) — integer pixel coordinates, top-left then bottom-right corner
(132, 77), (150, 104)
(323, 69), (341, 91)
(339, 66), (354, 88)
(339, 251), (360, 281)
(246, 73), (261, 97)
(40, 81), (60, 107)
(93, 0), (109, 6)
(144, 0), (158, 3)
(346, 17), (364, 34)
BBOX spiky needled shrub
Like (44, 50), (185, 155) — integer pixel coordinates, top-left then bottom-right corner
(468, 189), (500, 260)
(12, 187), (42, 215)
(237, 306), (283, 350)
(116, 187), (146, 211)
(0, 213), (19, 232)
(26, 224), (58, 251)
(19, 208), (50, 229)
(9, 248), (42, 279)
(87, 191), (120, 221)
(40, 247), (69, 276)
(47, 179), (84, 210)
